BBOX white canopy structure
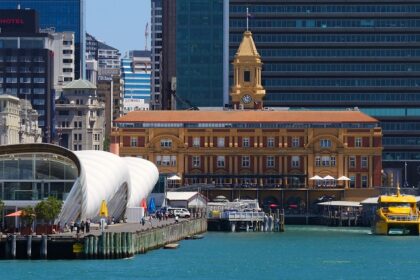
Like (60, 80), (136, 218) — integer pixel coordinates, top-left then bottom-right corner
(58, 151), (158, 224)
(309, 175), (324, 180)
(337, 176), (351, 181)
(323, 175), (335, 180)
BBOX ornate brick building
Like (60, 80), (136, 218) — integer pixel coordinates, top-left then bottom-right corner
(111, 110), (382, 190)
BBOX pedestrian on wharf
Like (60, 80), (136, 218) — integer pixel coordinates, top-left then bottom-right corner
(75, 221), (80, 234)
(175, 215), (179, 223)
(70, 221), (74, 232)
(85, 219), (90, 233)
(80, 220), (85, 233)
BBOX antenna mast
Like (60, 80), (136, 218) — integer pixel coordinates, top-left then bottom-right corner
(145, 22), (149, 50)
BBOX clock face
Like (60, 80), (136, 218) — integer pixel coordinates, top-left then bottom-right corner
(241, 94), (253, 104)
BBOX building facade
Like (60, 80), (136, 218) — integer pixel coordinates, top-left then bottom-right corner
(111, 110), (383, 190)
(0, 0), (85, 79)
(0, 95), (42, 145)
(98, 41), (121, 70)
(121, 50), (151, 110)
(49, 31), (75, 93)
(150, 0), (163, 110)
(229, 0), (420, 188)
(0, 9), (55, 141)
(55, 79), (105, 151)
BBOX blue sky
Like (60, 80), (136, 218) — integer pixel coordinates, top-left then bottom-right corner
(86, 0), (151, 56)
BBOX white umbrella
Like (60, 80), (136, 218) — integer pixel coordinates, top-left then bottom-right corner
(168, 175), (181, 181)
(309, 175), (324, 180)
(337, 176), (351, 181)
(323, 175), (335, 180)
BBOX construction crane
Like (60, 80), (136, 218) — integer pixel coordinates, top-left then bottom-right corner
(145, 22), (149, 50)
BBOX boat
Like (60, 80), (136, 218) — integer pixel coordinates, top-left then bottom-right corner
(164, 243), (179, 249)
(373, 184), (420, 235)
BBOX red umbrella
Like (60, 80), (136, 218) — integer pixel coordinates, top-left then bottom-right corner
(140, 198), (147, 209)
(6, 210), (22, 217)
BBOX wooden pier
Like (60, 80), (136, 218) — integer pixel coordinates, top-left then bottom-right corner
(208, 210), (285, 232)
(0, 218), (207, 260)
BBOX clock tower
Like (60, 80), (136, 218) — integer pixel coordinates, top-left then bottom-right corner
(230, 31), (265, 109)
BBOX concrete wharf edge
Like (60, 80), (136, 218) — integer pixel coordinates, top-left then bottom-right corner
(0, 219), (207, 260)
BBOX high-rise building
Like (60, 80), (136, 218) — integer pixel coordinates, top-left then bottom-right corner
(229, 0), (420, 188)
(121, 50), (151, 111)
(150, 0), (162, 110)
(0, 0), (85, 79)
(0, 9), (56, 142)
(98, 41), (121, 69)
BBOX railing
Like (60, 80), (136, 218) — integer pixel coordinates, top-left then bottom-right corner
(221, 211), (265, 221)
(385, 214), (420, 222)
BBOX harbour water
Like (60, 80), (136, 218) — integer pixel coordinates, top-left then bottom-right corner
(1, 226), (420, 279)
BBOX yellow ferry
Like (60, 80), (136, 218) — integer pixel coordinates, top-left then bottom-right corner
(373, 185), (420, 235)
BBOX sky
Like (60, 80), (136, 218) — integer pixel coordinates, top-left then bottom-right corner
(86, 0), (151, 57)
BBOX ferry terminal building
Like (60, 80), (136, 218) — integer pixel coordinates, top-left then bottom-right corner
(111, 31), (383, 206)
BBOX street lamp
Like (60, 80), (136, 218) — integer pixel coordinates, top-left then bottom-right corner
(404, 161), (408, 188)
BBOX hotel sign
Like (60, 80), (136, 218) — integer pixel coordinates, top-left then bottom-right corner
(0, 10), (38, 34)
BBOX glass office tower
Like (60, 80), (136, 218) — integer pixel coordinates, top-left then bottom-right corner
(230, 0), (420, 188)
(176, 0), (224, 109)
(0, 0), (85, 79)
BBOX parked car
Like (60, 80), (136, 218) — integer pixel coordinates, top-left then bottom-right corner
(173, 208), (191, 218)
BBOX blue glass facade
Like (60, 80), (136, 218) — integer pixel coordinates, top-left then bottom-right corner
(175, 0), (224, 109)
(121, 58), (151, 101)
(230, 0), (420, 187)
(0, 0), (85, 79)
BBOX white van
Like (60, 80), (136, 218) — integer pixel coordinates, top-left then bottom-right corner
(173, 208), (191, 218)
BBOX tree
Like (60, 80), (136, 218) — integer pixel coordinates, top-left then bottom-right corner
(21, 206), (36, 228)
(35, 196), (62, 224)
(103, 136), (110, 151)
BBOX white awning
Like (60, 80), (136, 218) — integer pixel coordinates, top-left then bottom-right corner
(323, 175), (335, 180)
(337, 176), (351, 181)
(309, 175), (324, 180)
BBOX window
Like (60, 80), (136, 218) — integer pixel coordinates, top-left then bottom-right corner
(73, 134), (78, 141)
(349, 156), (356, 168)
(217, 137), (225, 148)
(362, 175), (368, 188)
(321, 156), (330, 166)
(74, 144), (78, 151)
(192, 137), (200, 147)
(79, 134), (82, 141)
(355, 137), (362, 147)
(292, 156), (300, 167)
(349, 176), (356, 188)
(217, 156), (225, 168)
(192, 156), (200, 167)
(33, 78), (45, 83)
(267, 137), (275, 147)
(292, 137), (300, 147)
(160, 139), (172, 148)
(315, 156), (321, 166)
(361, 156), (368, 168)
(242, 137), (250, 147)
(320, 139), (332, 148)
(130, 137), (138, 147)
(20, 77), (31, 83)
(74, 121), (78, 128)
(331, 156), (336, 167)
(267, 156), (275, 168)
(79, 121), (82, 128)
(156, 155), (177, 166)
(242, 156), (250, 167)
(244, 70), (251, 82)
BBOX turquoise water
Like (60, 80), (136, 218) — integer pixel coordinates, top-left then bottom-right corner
(1, 226), (420, 279)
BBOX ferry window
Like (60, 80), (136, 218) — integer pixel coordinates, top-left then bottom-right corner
(217, 137), (225, 147)
(267, 137), (275, 147)
(192, 156), (200, 168)
(292, 156), (300, 167)
(243, 137), (250, 147)
(355, 137), (362, 147)
(320, 139), (332, 148)
(315, 156), (321, 166)
(331, 156), (336, 167)
(130, 137), (138, 147)
(241, 156), (250, 167)
(217, 156), (225, 167)
(362, 175), (368, 188)
(361, 156), (368, 168)
(192, 137), (200, 147)
(292, 137), (300, 147)
(244, 70), (251, 82)
(160, 139), (172, 148)
(266, 156), (275, 168)
(349, 156), (356, 168)
(349, 176), (356, 188)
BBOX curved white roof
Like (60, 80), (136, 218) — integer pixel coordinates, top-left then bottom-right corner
(59, 151), (158, 223)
